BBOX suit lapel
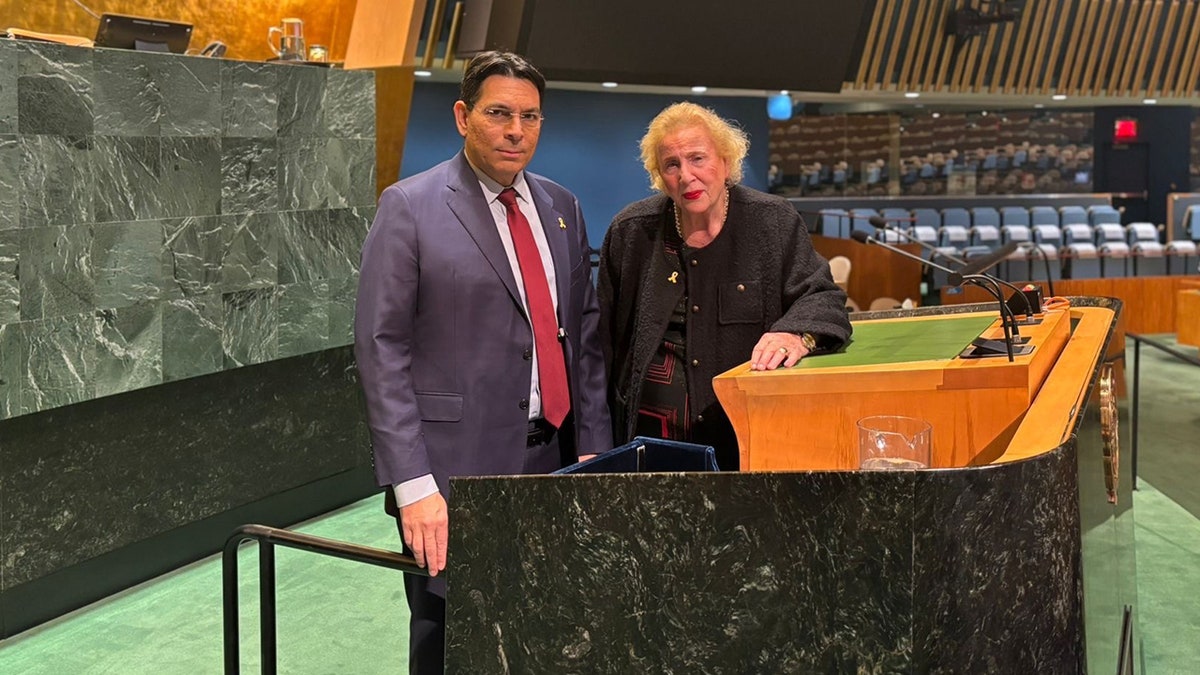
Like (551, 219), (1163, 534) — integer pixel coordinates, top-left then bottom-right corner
(444, 153), (523, 312)
(526, 177), (571, 327)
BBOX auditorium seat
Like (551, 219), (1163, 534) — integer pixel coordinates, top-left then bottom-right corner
(969, 207), (1002, 252)
(1030, 205), (1059, 228)
(1000, 206), (1031, 228)
(821, 208), (849, 237)
(1095, 223), (1130, 277)
(1186, 205), (1200, 240)
(850, 208), (880, 237)
(1127, 222), (1166, 276)
(1000, 221), (1034, 281)
(869, 296), (902, 311)
(1032, 223), (1063, 281)
(1166, 239), (1198, 274)
(829, 255), (851, 292)
(942, 208), (986, 261)
(970, 206), (1000, 229)
(878, 208), (913, 243)
(1059, 205), (1090, 227)
(880, 207), (912, 225)
(1062, 221), (1100, 278)
(909, 208), (937, 230)
(1088, 205), (1122, 227)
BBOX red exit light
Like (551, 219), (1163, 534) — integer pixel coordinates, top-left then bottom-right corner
(1114, 118), (1139, 142)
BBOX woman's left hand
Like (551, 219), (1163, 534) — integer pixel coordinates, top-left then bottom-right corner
(750, 331), (809, 371)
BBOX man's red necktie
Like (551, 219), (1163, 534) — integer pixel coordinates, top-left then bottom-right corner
(497, 188), (569, 428)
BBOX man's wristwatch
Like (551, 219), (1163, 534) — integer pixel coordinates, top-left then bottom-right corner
(800, 332), (818, 352)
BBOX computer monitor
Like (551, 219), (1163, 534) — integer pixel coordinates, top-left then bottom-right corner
(94, 13), (192, 54)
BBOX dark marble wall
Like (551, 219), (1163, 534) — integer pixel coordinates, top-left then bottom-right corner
(0, 346), (371, 621)
(446, 447), (1084, 673)
(0, 40), (376, 421)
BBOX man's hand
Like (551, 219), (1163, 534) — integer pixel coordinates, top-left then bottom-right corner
(750, 331), (809, 371)
(400, 492), (449, 576)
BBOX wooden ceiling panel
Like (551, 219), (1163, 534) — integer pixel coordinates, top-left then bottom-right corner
(846, 0), (1200, 99)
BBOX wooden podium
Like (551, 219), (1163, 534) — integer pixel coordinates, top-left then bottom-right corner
(1178, 286), (1200, 348)
(714, 305), (1111, 471)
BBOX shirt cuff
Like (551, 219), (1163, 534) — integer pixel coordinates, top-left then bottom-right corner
(393, 474), (440, 508)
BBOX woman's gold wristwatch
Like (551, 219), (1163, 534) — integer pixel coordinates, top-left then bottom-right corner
(800, 332), (818, 351)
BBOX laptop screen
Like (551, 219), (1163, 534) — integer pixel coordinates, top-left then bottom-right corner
(94, 14), (192, 54)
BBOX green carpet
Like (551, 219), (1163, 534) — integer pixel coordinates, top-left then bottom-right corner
(1127, 334), (1200, 674)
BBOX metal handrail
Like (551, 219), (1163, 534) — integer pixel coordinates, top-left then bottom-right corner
(1116, 605), (1135, 675)
(222, 523), (428, 675)
(1126, 332), (1200, 489)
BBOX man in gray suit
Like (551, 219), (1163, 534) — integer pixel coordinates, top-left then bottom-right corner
(354, 51), (611, 674)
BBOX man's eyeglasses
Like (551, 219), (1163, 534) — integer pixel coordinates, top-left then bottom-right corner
(477, 107), (544, 128)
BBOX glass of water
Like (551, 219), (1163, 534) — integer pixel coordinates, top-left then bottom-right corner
(857, 415), (931, 470)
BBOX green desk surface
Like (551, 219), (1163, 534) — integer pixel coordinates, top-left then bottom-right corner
(795, 314), (998, 369)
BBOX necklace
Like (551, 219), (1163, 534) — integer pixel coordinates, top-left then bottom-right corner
(674, 186), (730, 243)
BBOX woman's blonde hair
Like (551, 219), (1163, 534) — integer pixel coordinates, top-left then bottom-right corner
(639, 102), (750, 193)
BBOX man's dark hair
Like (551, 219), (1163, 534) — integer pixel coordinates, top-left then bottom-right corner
(459, 51), (546, 109)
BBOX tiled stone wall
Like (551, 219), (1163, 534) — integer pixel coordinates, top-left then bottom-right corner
(0, 40), (376, 420)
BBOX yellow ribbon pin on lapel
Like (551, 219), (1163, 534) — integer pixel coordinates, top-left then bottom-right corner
(558, 217), (567, 230)
(668, 271), (679, 284)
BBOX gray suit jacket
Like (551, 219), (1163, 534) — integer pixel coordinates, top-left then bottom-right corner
(355, 151), (611, 497)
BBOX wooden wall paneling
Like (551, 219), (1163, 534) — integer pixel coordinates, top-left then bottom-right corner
(973, 19), (1002, 91)
(854, 0), (890, 87)
(935, 0), (959, 88)
(1111, 0), (1147, 95)
(988, 17), (1016, 92)
(420, 0), (447, 68)
(1085, 0), (1119, 96)
(1132, 0), (1165, 95)
(909, 0), (940, 89)
(1119, 1), (1155, 94)
(1080, 0), (1113, 95)
(847, 0), (1200, 99)
(1021, 0), (1054, 94)
(885, 0), (914, 90)
(924, 0), (955, 91)
(344, 0), (426, 69)
(1147, 0), (1179, 96)
(940, 275), (1200, 335)
(1059, 0), (1092, 96)
(1175, 289), (1200, 347)
(953, 12), (984, 90)
(1163, 0), (1197, 97)
(1180, 3), (1200, 98)
(902, 0), (916, 86)
(442, 1), (465, 70)
(374, 67), (418, 196)
(811, 235), (923, 311)
(1039, 0), (1071, 95)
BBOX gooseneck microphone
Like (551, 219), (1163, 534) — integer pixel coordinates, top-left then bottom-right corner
(849, 230), (968, 286)
(959, 273), (1016, 361)
(1018, 241), (1057, 297)
(851, 230), (1021, 361)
